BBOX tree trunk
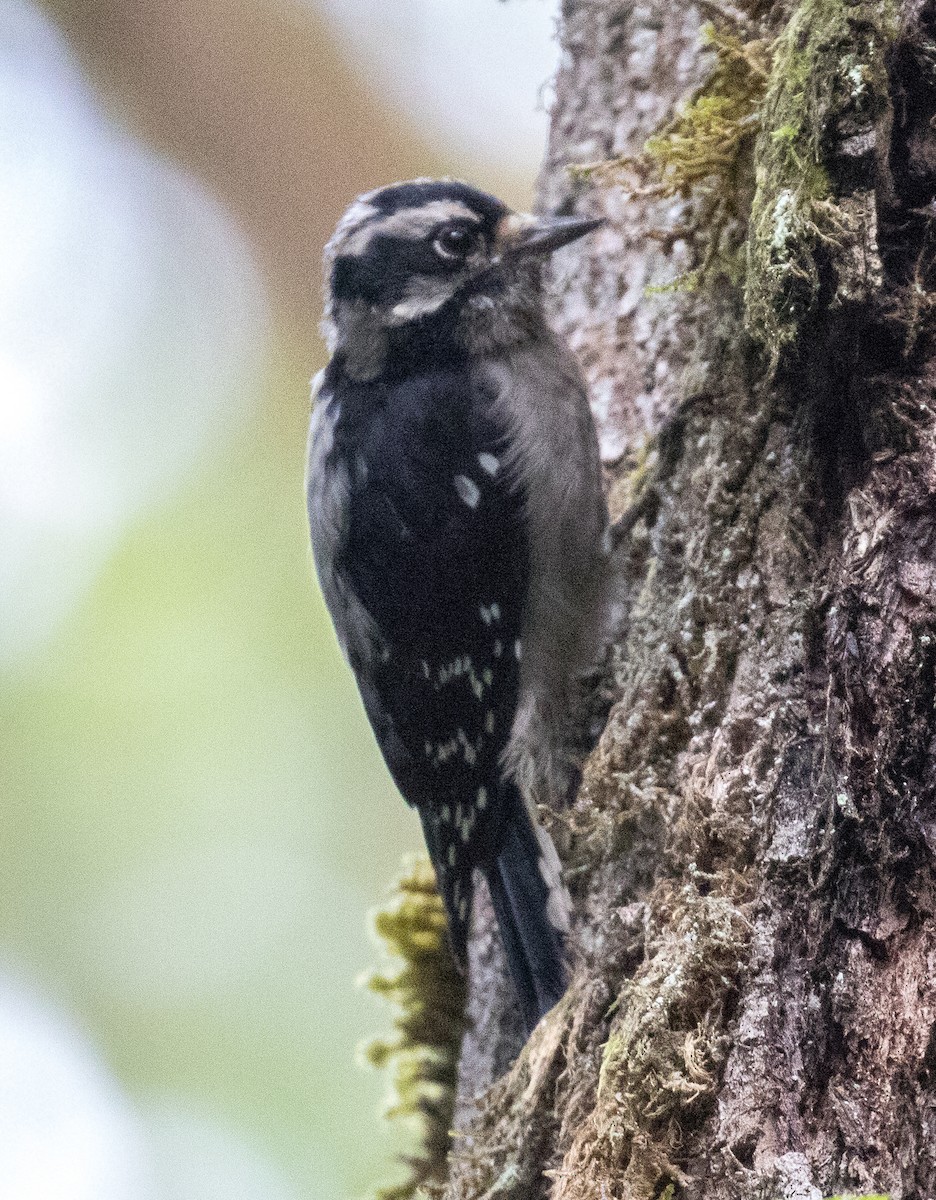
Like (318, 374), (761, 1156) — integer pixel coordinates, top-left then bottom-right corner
(446, 1), (936, 1198)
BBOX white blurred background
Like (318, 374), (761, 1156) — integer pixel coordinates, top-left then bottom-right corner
(0, 1), (558, 1196)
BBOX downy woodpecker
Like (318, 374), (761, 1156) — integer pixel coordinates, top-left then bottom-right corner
(307, 180), (609, 1033)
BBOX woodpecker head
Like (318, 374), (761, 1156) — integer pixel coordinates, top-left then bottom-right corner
(322, 179), (602, 377)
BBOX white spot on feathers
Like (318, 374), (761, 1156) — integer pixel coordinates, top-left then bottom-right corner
(545, 879), (571, 932)
(454, 475), (480, 508)
(535, 823), (571, 934)
(477, 452), (499, 476)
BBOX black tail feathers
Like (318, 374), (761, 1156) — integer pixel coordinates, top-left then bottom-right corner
(483, 790), (570, 1035)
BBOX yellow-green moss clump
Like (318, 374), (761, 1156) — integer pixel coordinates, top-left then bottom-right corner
(744, 0), (897, 361)
(643, 25), (770, 261)
(363, 856), (467, 1200)
(573, 23), (770, 283)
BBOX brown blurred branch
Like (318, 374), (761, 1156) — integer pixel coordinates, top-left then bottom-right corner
(41, 0), (437, 329)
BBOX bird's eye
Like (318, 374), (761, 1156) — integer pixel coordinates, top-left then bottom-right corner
(432, 224), (480, 261)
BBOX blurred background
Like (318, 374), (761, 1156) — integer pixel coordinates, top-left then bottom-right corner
(0, 2), (559, 1197)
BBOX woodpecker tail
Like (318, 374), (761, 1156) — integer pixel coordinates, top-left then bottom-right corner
(483, 786), (571, 1035)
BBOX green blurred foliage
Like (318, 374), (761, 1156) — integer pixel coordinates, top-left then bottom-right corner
(0, 343), (422, 1198)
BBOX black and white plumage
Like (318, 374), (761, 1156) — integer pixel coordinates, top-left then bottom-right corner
(307, 179), (610, 1034)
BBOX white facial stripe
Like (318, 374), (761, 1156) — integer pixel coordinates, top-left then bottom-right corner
(494, 210), (536, 254)
(387, 276), (461, 324)
(336, 198), (380, 234)
(338, 200), (480, 259)
(324, 199), (381, 265)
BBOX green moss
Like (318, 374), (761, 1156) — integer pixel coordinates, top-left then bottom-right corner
(575, 0), (897, 362)
(744, 0), (897, 361)
(583, 885), (751, 1194)
(573, 23), (770, 284)
(608, 432), (656, 525)
(643, 25), (770, 200)
(363, 856), (467, 1200)
(645, 270), (701, 297)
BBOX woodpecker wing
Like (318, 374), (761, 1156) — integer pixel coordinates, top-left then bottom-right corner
(312, 356), (529, 961)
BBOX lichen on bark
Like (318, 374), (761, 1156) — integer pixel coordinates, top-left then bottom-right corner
(744, 0), (897, 363)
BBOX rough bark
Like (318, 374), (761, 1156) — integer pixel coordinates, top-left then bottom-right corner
(448, 1), (936, 1198)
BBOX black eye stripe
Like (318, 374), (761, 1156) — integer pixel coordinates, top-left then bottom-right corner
(331, 230), (466, 305)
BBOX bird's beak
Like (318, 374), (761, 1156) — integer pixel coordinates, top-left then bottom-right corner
(496, 211), (604, 258)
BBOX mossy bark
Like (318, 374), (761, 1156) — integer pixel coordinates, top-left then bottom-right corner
(446, 1), (936, 1198)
